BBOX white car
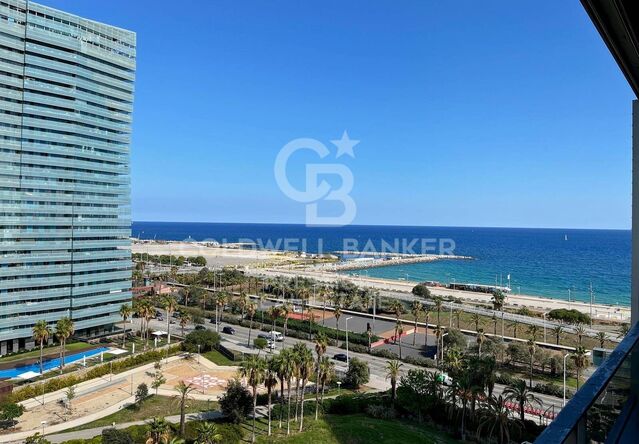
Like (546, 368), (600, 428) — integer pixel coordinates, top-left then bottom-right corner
(269, 331), (284, 342)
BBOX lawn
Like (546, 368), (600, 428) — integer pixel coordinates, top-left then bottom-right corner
(256, 414), (459, 444)
(0, 342), (94, 364)
(202, 349), (235, 366)
(63, 395), (217, 432)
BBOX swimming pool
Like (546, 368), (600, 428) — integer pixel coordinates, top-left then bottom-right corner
(0, 346), (110, 379)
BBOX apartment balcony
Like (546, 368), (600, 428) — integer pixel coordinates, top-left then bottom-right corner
(537, 0), (639, 441)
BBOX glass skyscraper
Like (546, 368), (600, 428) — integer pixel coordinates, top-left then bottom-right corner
(0, 0), (134, 354)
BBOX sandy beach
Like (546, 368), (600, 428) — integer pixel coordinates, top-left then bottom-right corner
(132, 240), (293, 267)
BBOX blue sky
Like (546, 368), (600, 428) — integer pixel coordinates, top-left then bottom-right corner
(45, 0), (635, 228)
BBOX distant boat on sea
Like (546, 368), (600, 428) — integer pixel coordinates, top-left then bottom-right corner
(564, 234), (568, 241)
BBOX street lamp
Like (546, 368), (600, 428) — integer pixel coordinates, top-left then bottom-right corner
(41, 420), (47, 436)
(345, 317), (353, 366)
(563, 350), (592, 407)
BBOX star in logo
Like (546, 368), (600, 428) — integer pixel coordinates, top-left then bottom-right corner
(331, 130), (359, 158)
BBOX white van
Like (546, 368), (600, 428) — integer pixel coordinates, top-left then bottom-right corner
(269, 331), (284, 342)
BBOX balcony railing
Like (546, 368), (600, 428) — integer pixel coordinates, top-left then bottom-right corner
(536, 320), (639, 443)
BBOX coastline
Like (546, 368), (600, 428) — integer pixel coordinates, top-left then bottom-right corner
(132, 239), (630, 323)
(255, 267), (630, 323)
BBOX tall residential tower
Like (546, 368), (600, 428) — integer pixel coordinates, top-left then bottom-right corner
(0, 0), (134, 354)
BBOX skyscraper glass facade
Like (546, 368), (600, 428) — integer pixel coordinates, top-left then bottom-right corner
(0, 0), (134, 354)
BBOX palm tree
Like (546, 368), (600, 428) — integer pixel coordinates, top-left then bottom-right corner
(526, 339), (536, 387)
(476, 329), (486, 356)
(491, 290), (505, 311)
(246, 302), (257, 347)
(596, 331), (607, 348)
(385, 360), (402, 404)
(410, 301), (423, 346)
(163, 296), (178, 344)
(527, 324), (540, 342)
(239, 355), (266, 443)
(215, 292), (228, 333)
(433, 296), (443, 327)
(574, 323), (587, 346)
(274, 348), (294, 431)
(174, 381), (196, 437)
(477, 395), (516, 444)
(119, 303), (132, 348)
(457, 372), (474, 440)
(389, 300), (403, 343)
(572, 346), (591, 390)
(453, 309), (461, 329)
(264, 357), (279, 436)
(552, 325), (564, 346)
(295, 344), (314, 432)
(424, 308), (431, 346)
(146, 417), (171, 444)
(194, 422), (222, 444)
(178, 312), (191, 338)
(334, 305), (342, 344)
(317, 356), (334, 406)
(617, 323), (630, 339)
(510, 319), (520, 338)
(396, 321), (405, 359)
(314, 333), (328, 420)
(491, 314), (498, 336)
(435, 325), (444, 361)
(238, 291), (249, 319)
(281, 302), (292, 336)
(503, 378), (541, 423)
(470, 312), (481, 332)
(268, 306), (282, 334)
(318, 285), (329, 326)
(55, 317), (74, 369)
(32, 320), (51, 375)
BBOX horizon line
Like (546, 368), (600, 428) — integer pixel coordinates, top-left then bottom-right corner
(131, 220), (631, 231)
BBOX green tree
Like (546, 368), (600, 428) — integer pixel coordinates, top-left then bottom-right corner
(246, 302), (257, 347)
(24, 433), (51, 444)
(344, 358), (369, 389)
(476, 329), (486, 356)
(410, 301), (424, 346)
(385, 360), (403, 404)
(0, 402), (24, 429)
(219, 379), (252, 424)
(314, 333), (328, 420)
(295, 344), (314, 432)
(152, 370), (166, 396)
(470, 312), (481, 332)
(239, 355), (266, 443)
(102, 427), (134, 444)
(433, 297), (444, 327)
(193, 422), (222, 444)
(163, 296), (178, 344)
(146, 417), (170, 444)
(477, 395), (516, 444)
(491, 290), (505, 311)
(572, 346), (591, 390)
(174, 381), (196, 437)
(65, 385), (76, 411)
(119, 303), (132, 349)
(264, 357), (278, 436)
(135, 383), (148, 404)
(55, 317), (74, 369)
(552, 325), (564, 345)
(32, 320), (51, 375)
(503, 378), (541, 423)
(596, 331), (607, 348)
(526, 339), (537, 387)
(411, 284), (431, 298)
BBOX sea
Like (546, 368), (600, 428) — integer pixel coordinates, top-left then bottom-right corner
(132, 222), (631, 307)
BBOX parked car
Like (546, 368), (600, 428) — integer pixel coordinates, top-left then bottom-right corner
(157, 316), (164, 322)
(258, 333), (271, 340)
(333, 353), (347, 362)
(222, 326), (236, 335)
(194, 325), (206, 331)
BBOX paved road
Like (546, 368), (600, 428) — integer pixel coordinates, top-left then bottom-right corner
(147, 308), (565, 415)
